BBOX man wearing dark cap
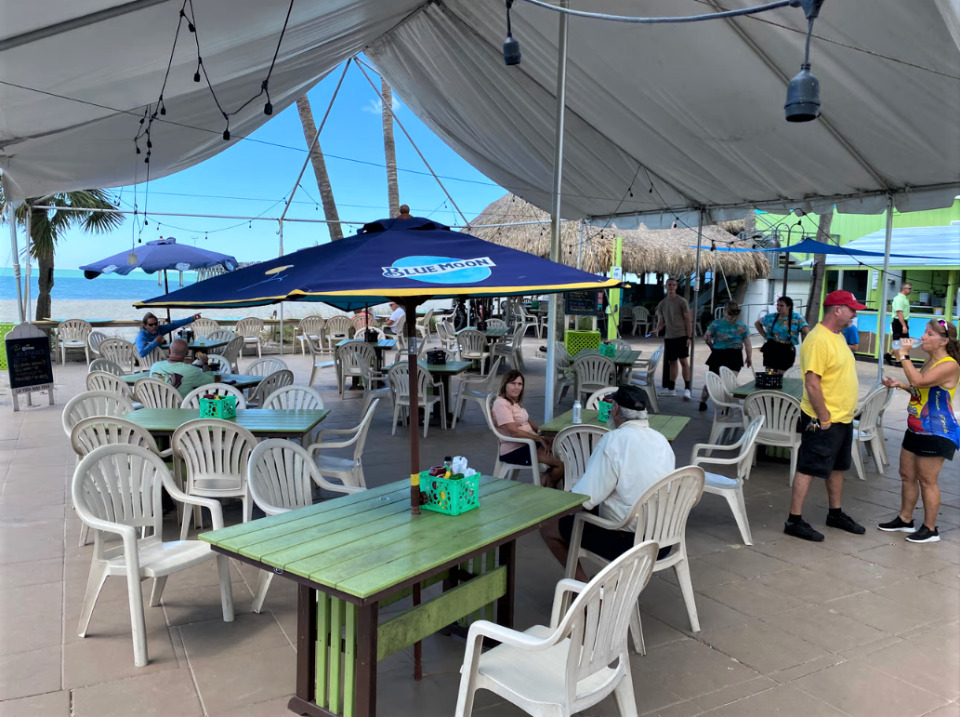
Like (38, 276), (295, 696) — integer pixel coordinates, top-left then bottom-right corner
(540, 385), (676, 580)
(786, 290), (867, 542)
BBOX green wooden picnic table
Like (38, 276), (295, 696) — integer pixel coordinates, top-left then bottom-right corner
(200, 476), (586, 717)
(121, 371), (264, 390)
(335, 339), (397, 350)
(731, 377), (804, 401)
(539, 408), (690, 442)
(125, 408), (330, 439)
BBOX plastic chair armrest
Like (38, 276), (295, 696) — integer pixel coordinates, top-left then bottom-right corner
(161, 473), (226, 530)
(550, 578), (587, 627)
(308, 434), (361, 453)
(576, 509), (624, 532)
(465, 619), (555, 651)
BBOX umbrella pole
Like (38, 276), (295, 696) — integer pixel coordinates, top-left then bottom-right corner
(876, 196), (894, 384)
(691, 211), (703, 386)
(164, 270), (171, 324)
(406, 296), (421, 515)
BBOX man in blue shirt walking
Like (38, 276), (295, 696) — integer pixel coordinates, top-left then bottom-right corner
(136, 311), (201, 358)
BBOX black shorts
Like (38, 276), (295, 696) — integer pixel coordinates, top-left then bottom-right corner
(664, 337), (689, 361)
(902, 430), (956, 461)
(558, 510), (672, 562)
(891, 320), (909, 340)
(761, 341), (796, 371)
(500, 445), (533, 466)
(706, 348), (744, 375)
(796, 414), (854, 479)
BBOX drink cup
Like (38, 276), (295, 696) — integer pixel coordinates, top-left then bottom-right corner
(213, 373), (222, 383)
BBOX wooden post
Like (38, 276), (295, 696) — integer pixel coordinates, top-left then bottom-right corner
(406, 297), (421, 514)
(607, 235), (622, 340)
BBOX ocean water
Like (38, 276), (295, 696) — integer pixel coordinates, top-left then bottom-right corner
(0, 268), (198, 302)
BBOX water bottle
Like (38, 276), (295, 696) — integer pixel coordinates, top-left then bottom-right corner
(572, 400), (582, 424)
(892, 339), (901, 351)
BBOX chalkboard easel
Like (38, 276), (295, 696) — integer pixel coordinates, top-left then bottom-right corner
(5, 323), (55, 411)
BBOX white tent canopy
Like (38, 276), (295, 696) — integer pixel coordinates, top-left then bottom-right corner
(2, 0), (959, 221)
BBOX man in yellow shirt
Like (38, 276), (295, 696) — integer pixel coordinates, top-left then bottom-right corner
(786, 291), (867, 542)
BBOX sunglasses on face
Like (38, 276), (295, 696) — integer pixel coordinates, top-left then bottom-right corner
(146, 322), (158, 327)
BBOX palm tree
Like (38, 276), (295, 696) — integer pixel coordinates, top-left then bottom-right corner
(0, 187), (121, 321)
(295, 95), (343, 240)
(381, 79), (400, 217)
(805, 209), (834, 326)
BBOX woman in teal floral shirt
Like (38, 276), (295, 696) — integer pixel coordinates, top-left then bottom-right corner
(754, 296), (810, 373)
(701, 301), (752, 410)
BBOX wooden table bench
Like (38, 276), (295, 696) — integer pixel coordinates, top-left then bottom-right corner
(539, 408), (690, 442)
(200, 477), (586, 717)
(121, 372), (264, 390)
(125, 408), (330, 439)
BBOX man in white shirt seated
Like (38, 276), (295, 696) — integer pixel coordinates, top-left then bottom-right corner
(540, 385), (677, 581)
(383, 302), (404, 333)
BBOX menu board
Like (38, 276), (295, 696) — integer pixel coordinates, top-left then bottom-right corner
(5, 333), (53, 392)
(564, 290), (604, 317)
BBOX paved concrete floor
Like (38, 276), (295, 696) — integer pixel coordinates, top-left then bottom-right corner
(0, 335), (957, 717)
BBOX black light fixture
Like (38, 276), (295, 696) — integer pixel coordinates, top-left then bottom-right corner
(503, 0), (521, 66)
(785, 0), (825, 122)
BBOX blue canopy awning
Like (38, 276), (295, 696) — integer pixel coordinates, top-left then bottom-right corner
(688, 237), (943, 261)
(135, 218), (619, 310)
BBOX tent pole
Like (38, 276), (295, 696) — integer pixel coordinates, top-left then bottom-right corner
(7, 202), (25, 323)
(405, 297), (421, 515)
(544, 0), (570, 423)
(163, 270), (171, 324)
(691, 210), (704, 388)
(278, 221), (284, 355)
(577, 219), (583, 270)
(876, 195), (894, 384)
(23, 205), (32, 321)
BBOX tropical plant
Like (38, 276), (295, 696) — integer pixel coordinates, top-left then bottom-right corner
(0, 186), (121, 320)
(295, 95), (343, 241)
(381, 79), (400, 217)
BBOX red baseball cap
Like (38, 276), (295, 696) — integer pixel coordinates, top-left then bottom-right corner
(823, 290), (867, 310)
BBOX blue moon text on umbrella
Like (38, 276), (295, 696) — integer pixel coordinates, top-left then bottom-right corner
(382, 255), (495, 284)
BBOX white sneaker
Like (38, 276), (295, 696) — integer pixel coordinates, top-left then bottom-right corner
(657, 388), (676, 397)
(683, 389), (692, 401)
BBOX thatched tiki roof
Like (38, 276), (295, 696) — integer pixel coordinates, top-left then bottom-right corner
(468, 194), (770, 281)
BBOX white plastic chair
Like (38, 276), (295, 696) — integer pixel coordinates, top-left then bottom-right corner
(437, 320), (458, 352)
(690, 417), (764, 545)
(492, 324), (524, 371)
(389, 364), (446, 437)
(719, 366), (743, 397)
(454, 541), (659, 717)
(296, 316), (325, 355)
(98, 338), (138, 373)
(89, 357), (125, 376)
(307, 399), (380, 489)
(572, 354), (615, 404)
(483, 393), (543, 486)
(351, 312), (378, 333)
(86, 371), (133, 398)
(554, 344), (574, 405)
(180, 383), (247, 409)
(62, 391), (135, 439)
(629, 345), (663, 414)
(246, 369), (294, 408)
(631, 306), (651, 336)
(205, 353), (231, 373)
(585, 387), (617, 410)
(247, 440), (364, 612)
(134, 377), (183, 409)
(86, 330), (109, 365)
(416, 308), (434, 341)
(358, 362), (392, 418)
(564, 466), (705, 653)
(191, 318), (220, 336)
(742, 390), (803, 484)
(874, 385), (897, 466)
(305, 335), (335, 386)
(220, 336), (244, 373)
(514, 304), (541, 339)
(336, 341), (377, 397)
(58, 319), (92, 364)
(138, 344), (166, 371)
(851, 386), (892, 480)
(452, 357), (503, 429)
(235, 317), (264, 358)
(553, 424), (608, 490)
(262, 384), (324, 411)
(324, 315), (353, 353)
(205, 328), (236, 345)
(704, 372), (744, 448)
(72, 444), (234, 667)
(458, 329), (491, 375)
(784, 366), (803, 380)
(172, 419), (257, 539)
(245, 357), (289, 376)
(486, 318), (506, 329)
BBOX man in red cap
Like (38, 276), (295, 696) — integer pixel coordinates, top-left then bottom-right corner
(785, 290), (868, 542)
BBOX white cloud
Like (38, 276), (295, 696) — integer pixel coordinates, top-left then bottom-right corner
(361, 97), (404, 115)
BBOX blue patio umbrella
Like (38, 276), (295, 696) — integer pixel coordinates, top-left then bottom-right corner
(137, 217), (620, 512)
(83, 236), (237, 321)
(689, 237), (941, 260)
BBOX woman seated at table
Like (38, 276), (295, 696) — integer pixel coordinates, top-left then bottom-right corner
(492, 370), (564, 489)
(701, 300), (752, 411)
(755, 296), (809, 374)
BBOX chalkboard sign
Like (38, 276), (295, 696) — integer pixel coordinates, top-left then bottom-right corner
(564, 290), (604, 317)
(5, 323), (55, 411)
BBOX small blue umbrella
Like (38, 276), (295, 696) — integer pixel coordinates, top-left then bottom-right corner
(136, 217), (620, 513)
(690, 237), (941, 260)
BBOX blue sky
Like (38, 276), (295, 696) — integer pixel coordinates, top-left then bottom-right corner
(10, 60), (508, 273)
